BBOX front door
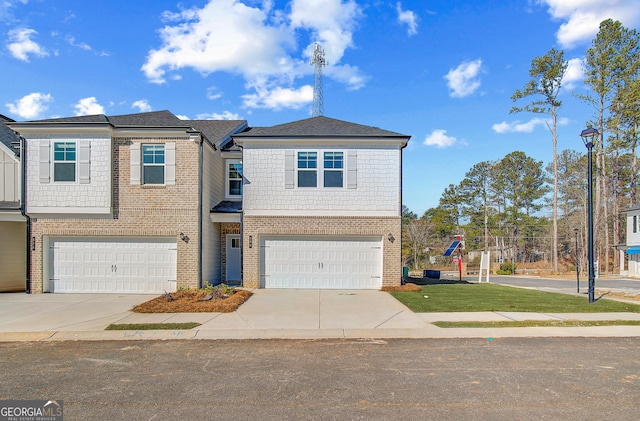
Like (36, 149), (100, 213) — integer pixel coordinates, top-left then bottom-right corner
(226, 235), (241, 282)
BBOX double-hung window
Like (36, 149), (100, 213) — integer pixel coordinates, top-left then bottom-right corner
(53, 142), (76, 182)
(287, 149), (354, 190)
(227, 160), (243, 197)
(323, 152), (343, 188)
(297, 152), (318, 187)
(142, 144), (165, 185)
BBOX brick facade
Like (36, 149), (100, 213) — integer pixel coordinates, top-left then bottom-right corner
(242, 215), (402, 289)
(28, 136), (201, 293)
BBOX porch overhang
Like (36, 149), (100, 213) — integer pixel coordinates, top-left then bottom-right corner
(210, 200), (242, 223)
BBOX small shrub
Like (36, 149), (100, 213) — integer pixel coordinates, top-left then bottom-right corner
(496, 262), (516, 275)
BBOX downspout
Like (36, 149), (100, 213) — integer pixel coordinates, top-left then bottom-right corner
(239, 144), (244, 287)
(198, 135), (204, 289)
(19, 135), (31, 294)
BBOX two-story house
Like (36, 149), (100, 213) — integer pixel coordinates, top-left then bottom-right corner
(0, 114), (26, 292)
(8, 111), (247, 294)
(234, 116), (410, 289)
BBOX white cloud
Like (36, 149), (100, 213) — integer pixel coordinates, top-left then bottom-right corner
(492, 117), (569, 134)
(444, 59), (483, 98)
(6, 92), (53, 119)
(563, 57), (585, 89)
(424, 129), (457, 148)
(74, 97), (105, 116)
(142, 0), (365, 110)
(207, 86), (223, 100)
(396, 2), (418, 36)
(538, 0), (640, 49)
(7, 28), (48, 61)
(66, 35), (91, 51)
(132, 99), (152, 112)
(242, 81), (313, 110)
(195, 111), (242, 120)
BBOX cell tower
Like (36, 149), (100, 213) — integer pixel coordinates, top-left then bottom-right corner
(310, 43), (327, 117)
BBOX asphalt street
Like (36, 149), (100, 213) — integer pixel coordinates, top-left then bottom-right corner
(1, 338), (639, 420)
(491, 275), (640, 294)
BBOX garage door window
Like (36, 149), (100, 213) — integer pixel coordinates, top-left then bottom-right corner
(53, 142), (76, 182)
(142, 144), (165, 184)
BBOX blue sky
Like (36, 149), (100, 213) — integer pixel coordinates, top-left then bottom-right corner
(2, 0), (640, 215)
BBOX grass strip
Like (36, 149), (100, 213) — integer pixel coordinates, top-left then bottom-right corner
(390, 283), (640, 313)
(105, 322), (201, 331)
(433, 320), (640, 328)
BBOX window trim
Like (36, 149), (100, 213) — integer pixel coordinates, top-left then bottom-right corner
(225, 159), (243, 198)
(297, 151), (318, 188)
(295, 150), (345, 189)
(142, 144), (166, 185)
(52, 141), (77, 183)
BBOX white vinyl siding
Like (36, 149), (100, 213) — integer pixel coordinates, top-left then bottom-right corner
(0, 148), (20, 202)
(243, 147), (399, 215)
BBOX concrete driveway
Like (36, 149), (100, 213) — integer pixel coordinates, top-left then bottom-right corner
(2, 288), (640, 341)
(0, 289), (430, 334)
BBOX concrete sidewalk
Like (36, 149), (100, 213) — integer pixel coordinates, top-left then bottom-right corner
(1, 289), (640, 341)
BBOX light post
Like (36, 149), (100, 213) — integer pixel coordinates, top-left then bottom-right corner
(574, 227), (579, 293)
(580, 125), (599, 303)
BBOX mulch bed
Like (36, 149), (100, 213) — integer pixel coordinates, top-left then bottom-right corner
(132, 289), (253, 313)
(381, 283), (422, 292)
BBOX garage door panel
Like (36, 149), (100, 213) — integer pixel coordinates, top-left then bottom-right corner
(50, 237), (177, 294)
(262, 237), (382, 289)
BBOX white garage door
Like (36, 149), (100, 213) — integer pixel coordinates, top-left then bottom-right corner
(50, 237), (177, 293)
(261, 237), (382, 289)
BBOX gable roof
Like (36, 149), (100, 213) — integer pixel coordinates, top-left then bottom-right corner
(188, 120), (247, 149)
(0, 114), (20, 157)
(32, 110), (182, 126)
(8, 111), (248, 146)
(233, 116), (409, 139)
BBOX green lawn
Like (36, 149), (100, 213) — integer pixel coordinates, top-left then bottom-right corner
(390, 283), (640, 313)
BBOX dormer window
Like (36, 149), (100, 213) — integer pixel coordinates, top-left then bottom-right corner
(226, 159), (242, 198)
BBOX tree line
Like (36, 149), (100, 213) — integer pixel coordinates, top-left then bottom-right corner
(403, 19), (640, 275)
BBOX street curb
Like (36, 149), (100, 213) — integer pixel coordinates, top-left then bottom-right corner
(2, 325), (640, 342)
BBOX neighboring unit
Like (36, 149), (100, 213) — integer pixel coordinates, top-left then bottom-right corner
(8, 111), (246, 293)
(619, 205), (640, 277)
(0, 114), (26, 292)
(234, 116), (410, 289)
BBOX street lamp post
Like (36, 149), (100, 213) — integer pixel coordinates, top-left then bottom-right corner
(574, 227), (579, 294)
(580, 126), (599, 304)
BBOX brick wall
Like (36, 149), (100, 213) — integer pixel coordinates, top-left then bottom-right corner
(242, 215), (401, 289)
(28, 136), (201, 293)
